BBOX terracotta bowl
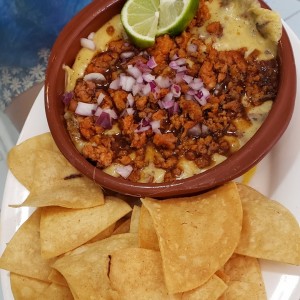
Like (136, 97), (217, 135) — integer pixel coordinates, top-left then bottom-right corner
(45, 0), (296, 198)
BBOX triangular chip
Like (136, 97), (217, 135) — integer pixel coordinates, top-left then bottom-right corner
(109, 248), (227, 300)
(40, 196), (132, 258)
(12, 149), (104, 209)
(10, 273), (50, 300)
(53, 233), (138, 300)
(138, 204), (159, 251)
(218, 254), (266, 299)
(141, 182), (242, 293)
(235, 184), (300, 265)
(37, 283), (74, 300)
(7, 132), (59, 190)
(0, 209), (55, 281)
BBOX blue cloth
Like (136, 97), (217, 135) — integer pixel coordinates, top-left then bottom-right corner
(0, 0), (92, 110)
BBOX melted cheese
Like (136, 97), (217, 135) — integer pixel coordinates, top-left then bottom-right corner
(196, 0), (281, 60)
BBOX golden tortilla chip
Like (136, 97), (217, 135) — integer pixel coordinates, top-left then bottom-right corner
(141, 182), (243, 293)
(10, 273), (49, 300)
(48, 269), (68, 287)
(37, 283), (74, 300)
(40, 196), (132, 258)
(112, 218), (131, 235)
(218, 254), (266, 300)
(53, 233), (138, 300)
(7, 133), (59, 190)
(138, 204), (159, 251)
(129, 205), (141, 233)
(235, 184), (300, 265)
(12, 149), (104, 209)
(0, 209), (55, 281)
(109, 248), (227, 300)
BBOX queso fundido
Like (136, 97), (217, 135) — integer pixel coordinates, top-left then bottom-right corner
(63, 0), (281, 183)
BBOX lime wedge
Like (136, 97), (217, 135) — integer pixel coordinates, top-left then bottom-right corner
(121, 0), (160, 48)
(157, 0), (199, 36)
(121, 0), (199, 48)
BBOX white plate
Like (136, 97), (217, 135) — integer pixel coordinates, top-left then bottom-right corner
(1, 24), (300, 300)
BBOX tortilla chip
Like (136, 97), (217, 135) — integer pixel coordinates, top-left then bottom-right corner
(52, 233), (138, 300)
(37, 283), (74, 300)
(40, 196), (132, 258)
(218, 254), (266, 299)
(48, 269), (68, 287)
(87, 223), (116, 244)
(129, 205), (141, 233)
(7, 133), (59, 190)
(109, 248), (227, 300)
(138, 204), (159, 251)
(0, 209), (55, 281)
(10, 273), (49, 300)
(112, 218), (131, 235)
(141, 182), (243, 293)
(235, 184), (300, 265)
(12, 150), (104, 209)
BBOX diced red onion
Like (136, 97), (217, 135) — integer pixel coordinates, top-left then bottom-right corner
(120, 51), (135, 59)
(127, 93), (134, 107)
(75, 102), (97, 116)
(94, 107), (102, 117)
(175, 72), (185, 83)
(189, 78), (203, 90)
(142, 73), (155, 82)
(150, 120), (161, 134)
(127, 65), (142, 79)
(188, 124), (201, 137)
(116, 165), (133, 179)
(80, 38), (95, 50)
(120, 75), (136, 92)
(103, 108), (118, 119)
(149, 81), (157, 92)
(135, 125), (151, 133)
(87, 32), (95, 40)
(177, 66), (187, 72)
(84, 73), (106, 82)
(95, 111), (112, 129)
(126, 107), (135, 115)
(142, 83), (151, 95)
(132, 83), (142, 96)
(62, 92), (73, 106)
(187, 43), (197, 53)
(168, 101), (180, 116)
(194, 91), (207, 106)
(170, 84), (181, 97)
(109, 78), (120, 90)
(155, 76), (171, 88)
(146, 56), (157, 69)
(135, 61), (151, 73)
(97, 93), (105, 105)
(136, 75), (144, 84)
(169, 61), (180, 70)
(175, 58), (187, 66)
(183, 75), (193, 84)
(202, 124), (209, 134)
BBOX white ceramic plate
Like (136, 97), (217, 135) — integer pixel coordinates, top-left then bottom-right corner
(1, 24), (300, 300)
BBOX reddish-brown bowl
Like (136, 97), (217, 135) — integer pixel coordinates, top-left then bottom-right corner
(45, 0), (296, 198)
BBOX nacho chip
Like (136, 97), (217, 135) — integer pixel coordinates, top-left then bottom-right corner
(10, 273), (49, 300)
(52, 233), (138, 300)
(218, 254), (266, 300)
(235, 184), (300, 265)
(37, 283), (74, 300)
(109, 248), (227, 300)
(112, 218), (131, 235)
(48, 269), (68, 287)
(141, 182), (243, 293)
(40, 196), (132, 258)
(12, 150), (104, 209)
(129, 205), (141, 233)
(138, 204), (159, 251)
(7, 133), (59, 190)
(0, 209), (55, 281)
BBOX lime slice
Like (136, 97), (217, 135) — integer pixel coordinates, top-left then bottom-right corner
(157, 0), (199, 36)
(121, 0), (160, 48)
(121, 0), (199, 48)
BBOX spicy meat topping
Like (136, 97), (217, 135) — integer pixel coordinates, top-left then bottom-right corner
(64, 1), (279, 183)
